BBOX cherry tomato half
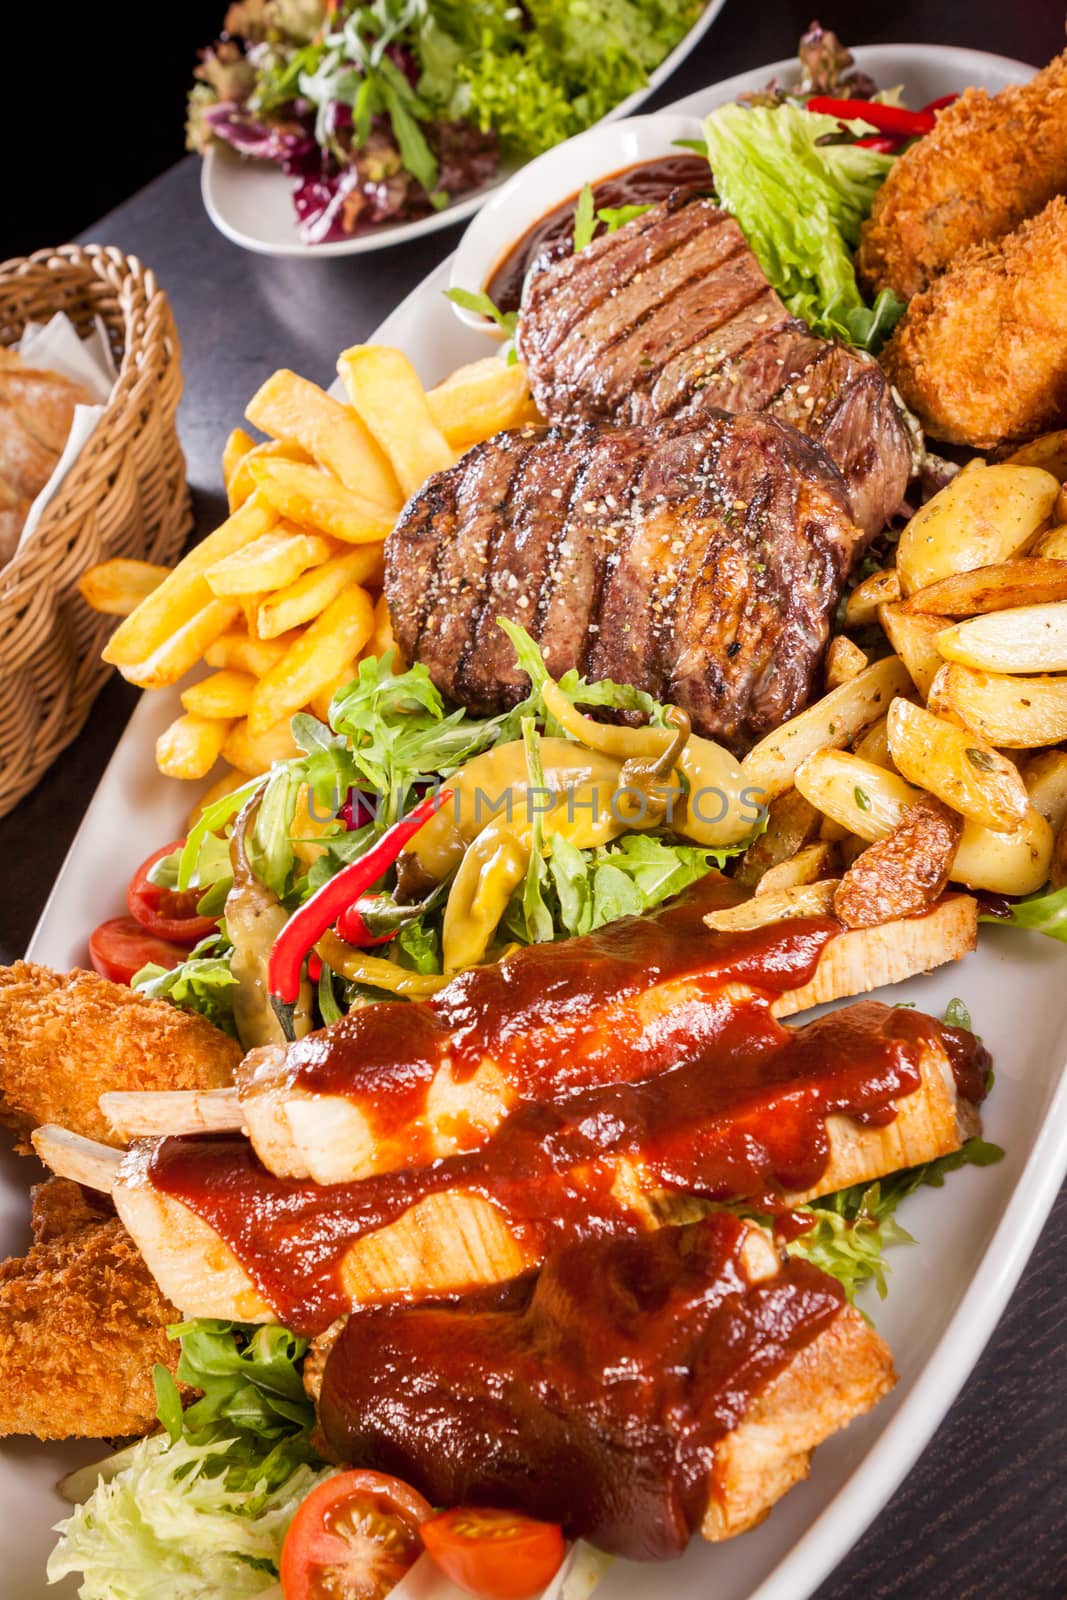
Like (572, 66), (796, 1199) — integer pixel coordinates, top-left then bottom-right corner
(126, 839), (218, 946)
(421, 1508), (565, 1600)
(280, 1470), (432, 1600)
(88, 917), (191, 986)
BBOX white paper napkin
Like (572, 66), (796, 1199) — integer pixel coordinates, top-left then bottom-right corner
(14, 311), (117, 552)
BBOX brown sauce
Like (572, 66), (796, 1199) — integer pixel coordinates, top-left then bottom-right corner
(148, 887), (989, 1334)
(486, 153), (713, 314)
(317, 1212), (846, 1559)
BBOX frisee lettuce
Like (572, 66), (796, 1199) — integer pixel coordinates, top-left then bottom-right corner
(701, 101), (905, 351)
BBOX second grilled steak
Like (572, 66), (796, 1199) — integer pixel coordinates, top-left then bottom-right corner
(515, 196), (912, 539)
(385, 409), (859, 750)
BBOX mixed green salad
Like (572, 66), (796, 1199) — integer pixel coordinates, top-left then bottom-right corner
(187, 0), (705, 242)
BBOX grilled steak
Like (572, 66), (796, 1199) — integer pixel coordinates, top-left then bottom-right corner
(515, 196), (912, 538)
(385, 409), (858, 749)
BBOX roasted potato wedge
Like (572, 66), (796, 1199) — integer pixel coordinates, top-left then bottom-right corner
(755, 842), (839, 896)
(936, 602), (1067, 674)
(895, 463), (1059, 596)
(843, 567), (901, 629)
(886, 697), (1030, 831)
(1032, 526), (1067, 560)
(704, 880), (839, 932)
(877, 604), (946, 698)
(851, 714), (896, 772)
(795, 749), (1053, 895)
(900, 558), (1067, 617)
(733, 789), (822, 887)
(1006, 429), (1067, 482)
(833, 795), (961, 929)
(928, 663), (1067, 748)
(825, 635), (867, 689)
(1022, 750), (1067, 833)
(741, 655), (911, 803)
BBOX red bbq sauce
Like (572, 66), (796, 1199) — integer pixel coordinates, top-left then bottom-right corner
(486, 153), (713, 315)
(317, 1212), (848, 1560)
(146, 885), (989, 1335)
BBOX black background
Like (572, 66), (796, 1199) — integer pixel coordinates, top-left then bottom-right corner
(3, 3), (1067, 1597)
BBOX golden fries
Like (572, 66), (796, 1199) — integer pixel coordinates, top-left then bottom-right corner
(247, 585), (375, 736)
(338, 346), (454, 498)
(885, 697), (1029, 831)
(310, 660), (358, 723)
(227, 439), (315, 513)
(78, 558), (172, 617)
(205, 628), (296, 677)
(255, 546), (382, 640)
(156, 713), (232, 781)
(741, 655), (911, 802)
(222, 716), (302, 776)
(103, 494), (275, 670)
(248, 457), (395, 544)
(936, 602), (1067, 674)
(425, 357), (534, 450)
(900, 558), (1067, 617)
(368, 591), (398, 661)
(843, 567), (901, 629)
(895, 463), (1060, 596)
(246, 369), (401, 509)
(222, 427), (256, 498)
(928, 663), (1067, 748)
(120, 599), (242, 690)
(181, 669), (257, 720)
(206, 529), (336, 597)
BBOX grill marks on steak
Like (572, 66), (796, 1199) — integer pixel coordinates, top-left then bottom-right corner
(516, 198), (911, 538)
(386, 411), (857, 749)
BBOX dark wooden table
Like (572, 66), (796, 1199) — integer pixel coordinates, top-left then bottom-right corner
(3, 1), (1066, 1594)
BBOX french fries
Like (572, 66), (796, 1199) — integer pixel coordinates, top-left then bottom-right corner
(205, 628), (297, 678)
(256, 547), (382, 641)
(936, 603), (1067, 674)
(248, 458), (395, 544)
(741, 655), (911, 802)
(120, 599), (242, 690)
(885, 698), (1029, 832)
(895, 463), (1060, 595)
(156, 713), (232, 781)
(225, 438), (314, 513)
(206, 529), (336, 597)
(222, 716), (301, 775)
(221, 427), (256, 495)
(246, 369), (401, 509)
(900, 558), (1067, 617)
(102, 494), (275, 671)
(928, 663), (1067, 748)
(247, 585), (375, 736)
(180, 670), (257, 720)
(338, 346), (454, 498)
(77, 558), (171, 617)
(425, 357), (535, 450)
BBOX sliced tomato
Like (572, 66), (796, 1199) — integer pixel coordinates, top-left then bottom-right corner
(88, 917), (191, 985)
(126, 839), (218, 946)
(421, 1508), (565, 1600)
(280, 1469), (432, 1600)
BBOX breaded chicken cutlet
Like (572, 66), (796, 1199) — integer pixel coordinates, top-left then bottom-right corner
(0, 962), (241, 1152)
(0, 1178), (183, 1439)
(881, 196), (1067, 450)
(857, 49), (1067, 301)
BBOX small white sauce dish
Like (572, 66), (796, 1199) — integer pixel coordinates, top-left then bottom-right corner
(447, 112), (704, 339)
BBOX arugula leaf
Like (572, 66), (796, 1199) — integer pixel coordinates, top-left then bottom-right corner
(597, 202), (653, 232)
(394, 916), (443, 974)
(443, 287), (518, 337)
(573, 181), (596, 250)
(981, 883), (1067, 942)
(496, 618), (669, 732)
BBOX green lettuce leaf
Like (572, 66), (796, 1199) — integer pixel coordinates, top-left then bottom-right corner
(132, 935), (239, 1037)
(701, 101), (903, 350)
(980, 884), (1067, 942)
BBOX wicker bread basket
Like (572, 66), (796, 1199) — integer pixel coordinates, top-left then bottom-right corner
(0, 244), (191, 816)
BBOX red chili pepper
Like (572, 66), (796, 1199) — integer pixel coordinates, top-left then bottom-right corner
(806, 96), (936, 136)
(920, 93), (958, 115)
(307, 952), (323, 984)
(267, 789), (451, 1035)
(335, 893), (400, 948)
